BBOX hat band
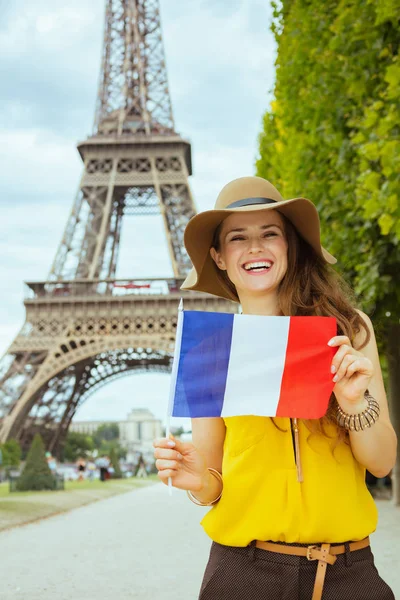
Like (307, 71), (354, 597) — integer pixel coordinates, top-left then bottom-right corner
(226, 197), (277, 209)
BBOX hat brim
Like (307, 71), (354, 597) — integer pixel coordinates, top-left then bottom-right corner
(180, 198), (337, 301)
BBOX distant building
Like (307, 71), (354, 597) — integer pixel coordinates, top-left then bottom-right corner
(70, 408), (162, 461)
(69, 421), (106, 436)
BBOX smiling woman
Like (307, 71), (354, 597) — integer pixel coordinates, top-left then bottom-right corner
(210, 212), (288, 314)
(154, 175), (397, 600)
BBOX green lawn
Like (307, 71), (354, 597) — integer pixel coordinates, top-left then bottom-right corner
(64, 475), (158, 492)
(0, 475), (158, 531)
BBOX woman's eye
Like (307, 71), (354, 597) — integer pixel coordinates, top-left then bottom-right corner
(229, 232), (278, 242)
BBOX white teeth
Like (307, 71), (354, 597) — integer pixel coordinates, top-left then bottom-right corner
(244, 261), (272, 271)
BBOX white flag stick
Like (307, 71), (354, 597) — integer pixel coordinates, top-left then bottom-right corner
(166, 298), (184, 496)
(165, 416), (173, 497)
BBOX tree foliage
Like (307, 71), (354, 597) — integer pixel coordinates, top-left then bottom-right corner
(64, 432), (94, 462)
(17, 434), (55, 491)
(98, 440), (127, 460)
(256, 0), (399, 323)
(0, 439), (21, 470)
(92, 423), (126, 460)
(63, 426), (126, 462)
(109, 447), (123, 479)
(93, 423), (120, 447)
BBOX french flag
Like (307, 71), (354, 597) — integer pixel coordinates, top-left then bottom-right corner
(169, 310), (337, 419)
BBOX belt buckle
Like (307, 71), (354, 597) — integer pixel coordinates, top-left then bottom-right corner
(306, 545), (318, 561)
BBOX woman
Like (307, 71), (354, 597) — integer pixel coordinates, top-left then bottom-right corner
(153, 176), (397, 599)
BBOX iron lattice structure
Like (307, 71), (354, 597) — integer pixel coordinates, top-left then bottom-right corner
(94, 0), (175, 137)
(0, 0), (233, 454)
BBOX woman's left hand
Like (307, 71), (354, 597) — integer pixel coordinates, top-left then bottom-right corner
(328, 335), (374, 411)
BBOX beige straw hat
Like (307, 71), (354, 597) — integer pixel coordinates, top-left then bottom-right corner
(181, 176), (336, 300)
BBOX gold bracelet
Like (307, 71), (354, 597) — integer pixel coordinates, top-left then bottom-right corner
(186, 468), (223, 506)
(336, 391), (380, 431)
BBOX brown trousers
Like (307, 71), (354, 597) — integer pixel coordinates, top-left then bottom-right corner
(199, 541), (395, 600)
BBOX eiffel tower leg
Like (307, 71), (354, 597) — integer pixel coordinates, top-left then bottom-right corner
(151, 154), (197, 278)
(87, 162), (118, 279)
(47, 362), (87, 455)
(0, 350), (48, 428)
(0, 343), (75, 443)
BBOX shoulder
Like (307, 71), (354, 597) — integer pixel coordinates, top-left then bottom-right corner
(355, 309), (373, 329)
(354, 309), (377, 354)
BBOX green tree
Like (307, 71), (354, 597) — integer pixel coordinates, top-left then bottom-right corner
(257, 1), (399, 500)
(171, 426), (185, 437)
(93, 423), (119, 447)
(16, 434), (55, 491)
(0, 439), (21, 471)
(109, 447), (123, 479)
(63, 432), (94, 462)
(99, 440), (127, 460)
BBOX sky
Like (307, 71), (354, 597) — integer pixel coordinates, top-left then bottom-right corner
(0, 0), (276, 427)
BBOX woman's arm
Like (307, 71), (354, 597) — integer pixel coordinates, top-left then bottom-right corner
(331, 310), (397, 477)
(189, 417), (226, 503)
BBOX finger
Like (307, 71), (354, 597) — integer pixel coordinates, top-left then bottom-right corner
(155, 458), (180, 471)
(333, 353), (357, 383)
(331, 344), (354, 373)
(170, 437), (192, 453)
(328, 335), (351, 348)
(153, 437), (177, 449)
(154, 448), (183, 461)
(346, 358), (372, 378)
(157, 470), (177, 484)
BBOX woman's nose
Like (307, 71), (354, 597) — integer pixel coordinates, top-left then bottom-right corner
(247, 237), (264, 252)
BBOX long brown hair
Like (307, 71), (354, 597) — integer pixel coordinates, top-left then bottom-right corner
(211, 212), (370, 443)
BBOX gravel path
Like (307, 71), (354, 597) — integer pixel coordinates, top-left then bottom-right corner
(0, 483), (398, 599)
(0, 479), (153, 531)
(0, 483), (210, 600)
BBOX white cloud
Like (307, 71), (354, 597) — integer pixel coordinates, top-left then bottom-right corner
(0, 129), (82, 198)
(0, 324), (24, 358)
(0, 2), (103, 57)
(0, 14), (30, 55)
(166, 2), (273, 73)
(191, 143), (258, 212)
(161, 0), (274, 114)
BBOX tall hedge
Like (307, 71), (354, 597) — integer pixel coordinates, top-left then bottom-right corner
(109, 447), (123, 479)
(257, 1), (399, 499)
(17, 434), (55, 491)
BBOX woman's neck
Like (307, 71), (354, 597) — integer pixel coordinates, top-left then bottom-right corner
(239, 291), (281, 316)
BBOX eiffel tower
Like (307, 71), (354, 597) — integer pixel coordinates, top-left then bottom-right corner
(0, 0), (233, 455)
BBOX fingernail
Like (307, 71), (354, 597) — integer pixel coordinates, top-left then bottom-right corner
(331, 365), (336, 374)
(167, 441), (176, 447)
(333, 375), (338, 382)
(327, 339), (335, 346)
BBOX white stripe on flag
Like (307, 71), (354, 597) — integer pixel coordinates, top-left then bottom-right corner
(221, 315), (290, 417)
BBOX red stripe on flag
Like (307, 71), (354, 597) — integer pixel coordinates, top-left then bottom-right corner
(275, 317), (337, 419)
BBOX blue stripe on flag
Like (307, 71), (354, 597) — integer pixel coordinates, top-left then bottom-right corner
(172, 311), (234, 418)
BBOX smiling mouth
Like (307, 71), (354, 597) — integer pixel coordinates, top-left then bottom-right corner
(242, 260), (273, 273)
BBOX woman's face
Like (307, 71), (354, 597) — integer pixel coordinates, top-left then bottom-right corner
(210, 210), (288, 299)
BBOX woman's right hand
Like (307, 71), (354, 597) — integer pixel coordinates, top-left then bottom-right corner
(153, 436), (207, 491)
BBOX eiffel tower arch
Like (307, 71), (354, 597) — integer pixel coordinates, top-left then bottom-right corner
(0, 0), (234, 455)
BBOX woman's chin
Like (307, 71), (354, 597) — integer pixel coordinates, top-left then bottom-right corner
(237, 281), (279, 296)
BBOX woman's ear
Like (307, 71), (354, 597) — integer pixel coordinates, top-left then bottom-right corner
(210, 247), (226, 270)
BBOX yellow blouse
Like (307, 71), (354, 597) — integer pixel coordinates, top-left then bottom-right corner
(201, 416), (377, 546)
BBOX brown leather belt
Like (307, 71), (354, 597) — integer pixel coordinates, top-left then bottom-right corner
(255, 537), (370, 600)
